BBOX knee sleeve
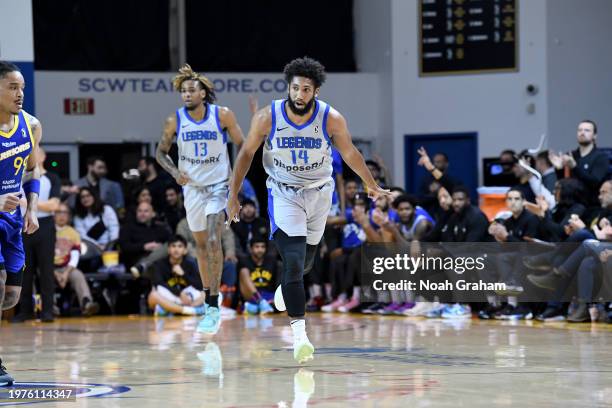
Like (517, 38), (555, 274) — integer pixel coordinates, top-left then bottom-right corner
(304, 244), (318, 275)
(274, 229), (307, 317)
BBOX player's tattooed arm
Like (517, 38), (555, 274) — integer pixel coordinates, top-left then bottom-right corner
(22, 113), (41, 234)
(326, 109), (391, 201)
(226, 106), (271, 224)
(156, 114), (189, 185)
(218, 106), (245, 148)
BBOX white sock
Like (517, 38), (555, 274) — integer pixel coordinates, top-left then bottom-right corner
(290, 319), (306, 341)
(508, 297), (518, 307)
(312, 284), (322, 298)
(351, 286), (361, 301)
(182, 306), (196, 315)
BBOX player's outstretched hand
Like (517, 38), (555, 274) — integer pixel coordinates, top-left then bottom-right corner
(175, 171), (191, 186)
(23, 209), (39, 234)
(366, 184), (392, 202)
(0, 193), (20, 212)
(225, 195), (241, 228)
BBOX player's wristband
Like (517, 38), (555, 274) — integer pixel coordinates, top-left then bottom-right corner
(23, 179), (40, 195)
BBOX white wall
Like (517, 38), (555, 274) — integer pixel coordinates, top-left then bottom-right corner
(0, 0), (34, 60)
(35, 72), (380, 144)
(547, 0), (612, 151)
(390, 0), (549, 187)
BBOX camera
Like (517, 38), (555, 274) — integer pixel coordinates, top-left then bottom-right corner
(526, 84), (539, 95)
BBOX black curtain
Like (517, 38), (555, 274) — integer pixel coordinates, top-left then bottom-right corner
(185, 0), (356, 72)
(33, 0), (170, 71)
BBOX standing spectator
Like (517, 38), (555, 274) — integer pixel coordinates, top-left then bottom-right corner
(75, 156), (125, 215)
(535, 151), (558, 193)
(512, 151), (556, 209)
(53, 203), (99, 316)
(238, 237), (278, 315)
(550, 120), (609, 207)
(73, 187), (120, 253)
(12, 148), (60, 323)
(147, 235), (205, 316)
(417, 149), (457, 196)
(161, 185), (186, 233)
(231, 198), (269, 256)
(138, 156), (171, 212)
(120, 202), (171, 273)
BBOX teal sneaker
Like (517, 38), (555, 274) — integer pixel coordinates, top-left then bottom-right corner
(258, 299), (274, 315)
(197, 306), (221, 334)
(154, 304), (171, 317)
(244, 301), (259, 315)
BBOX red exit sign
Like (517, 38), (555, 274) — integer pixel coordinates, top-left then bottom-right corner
(64, 98), (94, 115)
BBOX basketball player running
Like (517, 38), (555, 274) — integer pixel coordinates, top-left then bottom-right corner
(157, 64), (244, 334)
(227, 57), (390, 363)
(0, 61), (41, 385)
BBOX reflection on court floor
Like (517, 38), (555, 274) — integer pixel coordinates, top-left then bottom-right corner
(1, 314), (612, 407)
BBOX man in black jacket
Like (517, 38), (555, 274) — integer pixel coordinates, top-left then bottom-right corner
(550, 120), (609, 207)
(120, 202), (171, 272)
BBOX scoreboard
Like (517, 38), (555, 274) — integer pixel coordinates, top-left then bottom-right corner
(419, 0), (518, 76)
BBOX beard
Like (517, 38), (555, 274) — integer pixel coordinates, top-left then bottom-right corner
(578, 140), (593, 147)
(287, 94), (315, 116)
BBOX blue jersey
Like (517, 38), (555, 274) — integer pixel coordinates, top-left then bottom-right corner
(0, 110), (33, 274)
(0, 110), (34, 196)
(343, 208), (366, 248)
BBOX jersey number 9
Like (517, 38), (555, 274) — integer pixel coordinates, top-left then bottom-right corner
(13, 156), (27, 176)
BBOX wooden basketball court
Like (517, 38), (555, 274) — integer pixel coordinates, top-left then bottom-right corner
(2, 314), (612, 407)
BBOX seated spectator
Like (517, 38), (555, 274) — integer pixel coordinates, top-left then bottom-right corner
(365, 156), (391, 187)
(125, 186), (155, 220)
(73, 187), (120, 271)
(147, 235), (205, 316)
(535, 151), (558, 193)
(238, 237), (277, 315)
(231, 198), (269, 256)
(137, 156), (173, 212)
(239, 177), (260, 215)
(120, 202), (172, 274)
(496, 149), (521, 187)
(74, 156), (125, 215)
(54, 203), (99, 316)
(512, 151), (556, 209)
(160, 185), (186, 232)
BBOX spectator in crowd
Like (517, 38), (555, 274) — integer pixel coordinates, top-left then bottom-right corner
(231, 198), (269, 257)
(495, 149), (521, 187)
(12, 148), (60, 323)
(239, 177), (260, 215)
(511, 151), (556, 209)
(323, 192), (368, 313)
(417, 147), (457, 214)
(485, 188), (542, 320)
(52, 203), (99, 316)
(138, 156), (171, 212)
(75, 156), (125, 215)
(238, 237), (277, 315)
(73, 186), (120, 255)
(366, 154), (391, 187)
(161, 185), (185, 232)
(549, 120), (609, 207)
(147, 235), (205, 316)
(535, 151), (558, 193)
(120, 201), (171, 274)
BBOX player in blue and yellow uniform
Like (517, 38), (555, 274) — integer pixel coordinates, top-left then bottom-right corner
(0, 61), (42, 386)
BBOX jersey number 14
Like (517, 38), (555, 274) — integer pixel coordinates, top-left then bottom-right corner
(290, 150), (309, 164)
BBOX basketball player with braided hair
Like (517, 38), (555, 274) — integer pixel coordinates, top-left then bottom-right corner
(157, 64), (244, 334)
(227, 57), (390, 363)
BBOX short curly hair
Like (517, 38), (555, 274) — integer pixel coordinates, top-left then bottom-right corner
(172, 63), (216, 104)
(283, 57), (326, 89)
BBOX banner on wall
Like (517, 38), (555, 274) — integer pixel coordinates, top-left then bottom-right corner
(35, 72), (381, 144)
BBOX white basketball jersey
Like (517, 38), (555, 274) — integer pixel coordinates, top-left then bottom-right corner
(262, 99), (333, 186)
(176, 104), (230, 187)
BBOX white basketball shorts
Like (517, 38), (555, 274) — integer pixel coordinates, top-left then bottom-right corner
(183, 181), (228, 232)
(266, 178), (333, 245)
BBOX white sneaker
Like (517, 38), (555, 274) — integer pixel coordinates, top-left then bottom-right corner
(403, 302), (431, 316)
(274, 285), (286, 311)
(293, 335), (315, 364)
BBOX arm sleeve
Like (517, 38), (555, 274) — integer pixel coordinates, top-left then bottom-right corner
(528, 177), (556, 209)
(48, 172), (61, 199)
